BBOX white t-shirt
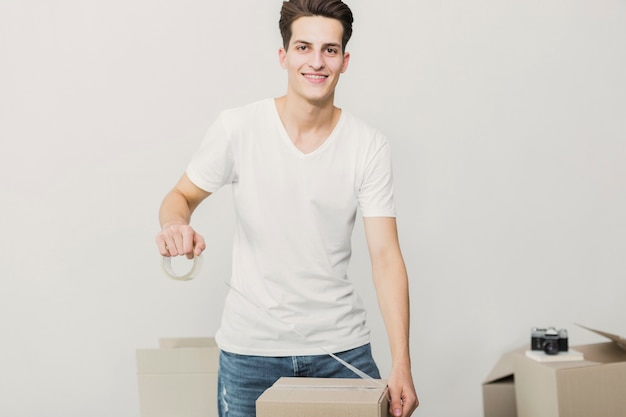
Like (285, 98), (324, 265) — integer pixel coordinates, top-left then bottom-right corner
(186, 98), (396, 356)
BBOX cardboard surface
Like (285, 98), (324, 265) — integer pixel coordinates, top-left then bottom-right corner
(136, 337), (219, 417)
(514, 328), (626, 417)
(256, 377), (390, 417)
(483, 346), (525, 417)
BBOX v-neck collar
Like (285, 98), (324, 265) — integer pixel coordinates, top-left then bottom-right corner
(270, 98), (345, 158)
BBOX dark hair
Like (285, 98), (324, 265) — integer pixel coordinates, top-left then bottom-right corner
(279, 0), (354, 50)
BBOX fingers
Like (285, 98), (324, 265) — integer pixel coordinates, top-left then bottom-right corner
(390, 395), (419, 417)
(193, 232), (207, 257)
(390, 395), (403, 417)
(388, 385), (419, 417)
(156, 224), (205, 258)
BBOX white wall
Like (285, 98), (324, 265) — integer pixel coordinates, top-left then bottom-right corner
(1, 1), (625, 416)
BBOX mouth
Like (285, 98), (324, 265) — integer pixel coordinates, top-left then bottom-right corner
(302, 73), (329, 82)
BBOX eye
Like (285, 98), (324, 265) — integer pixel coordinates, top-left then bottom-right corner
(325, 48), (339, 55)
(296, 45), (308, 52)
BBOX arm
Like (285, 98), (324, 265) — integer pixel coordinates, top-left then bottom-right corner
(363, 216), (419, 417)
(155, 173), (211, 258)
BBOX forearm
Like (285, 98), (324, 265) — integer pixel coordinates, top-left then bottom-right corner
(370, 245), (418, 417)
(156, 174), (211, 257)
(159, 174), (210, 229)
(372, 257), (412, 369)
(159, 188), (194, 229)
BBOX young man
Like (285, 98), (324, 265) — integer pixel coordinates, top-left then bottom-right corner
(155, 1), (419, 416)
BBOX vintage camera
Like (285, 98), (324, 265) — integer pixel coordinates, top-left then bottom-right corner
(531, 327), (568, 355)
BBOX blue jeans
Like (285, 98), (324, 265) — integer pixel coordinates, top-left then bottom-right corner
(217, 343), (381, 417)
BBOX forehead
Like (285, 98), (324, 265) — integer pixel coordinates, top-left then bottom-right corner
(289, 15), (344, 46)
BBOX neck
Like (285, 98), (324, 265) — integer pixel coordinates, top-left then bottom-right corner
(274, 95), (341, 153)
(276, 94), (336, 129)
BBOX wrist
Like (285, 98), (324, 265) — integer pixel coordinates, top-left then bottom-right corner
(391, 353), (412, 370)
(161, 220), (188, 230)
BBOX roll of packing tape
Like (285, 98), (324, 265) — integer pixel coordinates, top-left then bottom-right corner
(162, 255), (203, 281)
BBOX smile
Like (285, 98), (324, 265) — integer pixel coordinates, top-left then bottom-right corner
(303, 74), (328, 80)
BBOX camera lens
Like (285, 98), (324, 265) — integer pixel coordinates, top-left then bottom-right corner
(543, 340), (559, 355)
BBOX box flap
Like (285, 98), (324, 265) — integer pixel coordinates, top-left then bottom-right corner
(159, 337), (217, 349)
(483, 346), (526, 384)
(576, 324), (626, 351)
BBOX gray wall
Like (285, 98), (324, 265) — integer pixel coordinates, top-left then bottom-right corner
(1, 1), (625, 416)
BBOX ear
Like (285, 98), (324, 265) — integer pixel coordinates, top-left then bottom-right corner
(278, 47), (287, 69)
(340, 51), (351, 73)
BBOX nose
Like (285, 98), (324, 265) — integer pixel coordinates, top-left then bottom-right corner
(309, 51), (325, 70)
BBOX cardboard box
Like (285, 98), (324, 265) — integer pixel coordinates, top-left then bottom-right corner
(256, 377), (390, 417)
(483, 327), (626, 417)
(515, 342), (626, 417)
(514, 327), (626, 417)
(136, 337), (219, 417)
(482, 347), (525, 417)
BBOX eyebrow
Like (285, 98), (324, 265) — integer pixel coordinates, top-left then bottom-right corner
(293, 40), (342, 50)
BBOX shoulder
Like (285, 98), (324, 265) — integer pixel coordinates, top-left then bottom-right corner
(219, 98), (274, 124)
(342, 110), (386, 140)
(340, 110), (389, 150)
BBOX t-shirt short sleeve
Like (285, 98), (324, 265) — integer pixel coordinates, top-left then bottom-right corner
(358, 137), (396, 218)
(186, 114), (236, 193)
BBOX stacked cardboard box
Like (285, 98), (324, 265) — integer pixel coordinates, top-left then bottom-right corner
(136, 338), (219, 417)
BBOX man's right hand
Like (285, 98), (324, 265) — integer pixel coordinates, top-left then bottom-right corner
(156, 174), (211, 259)
(156, 223), (206, 259)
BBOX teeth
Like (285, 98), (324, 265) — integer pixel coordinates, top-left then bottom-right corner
(305, 74), (326, 79)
